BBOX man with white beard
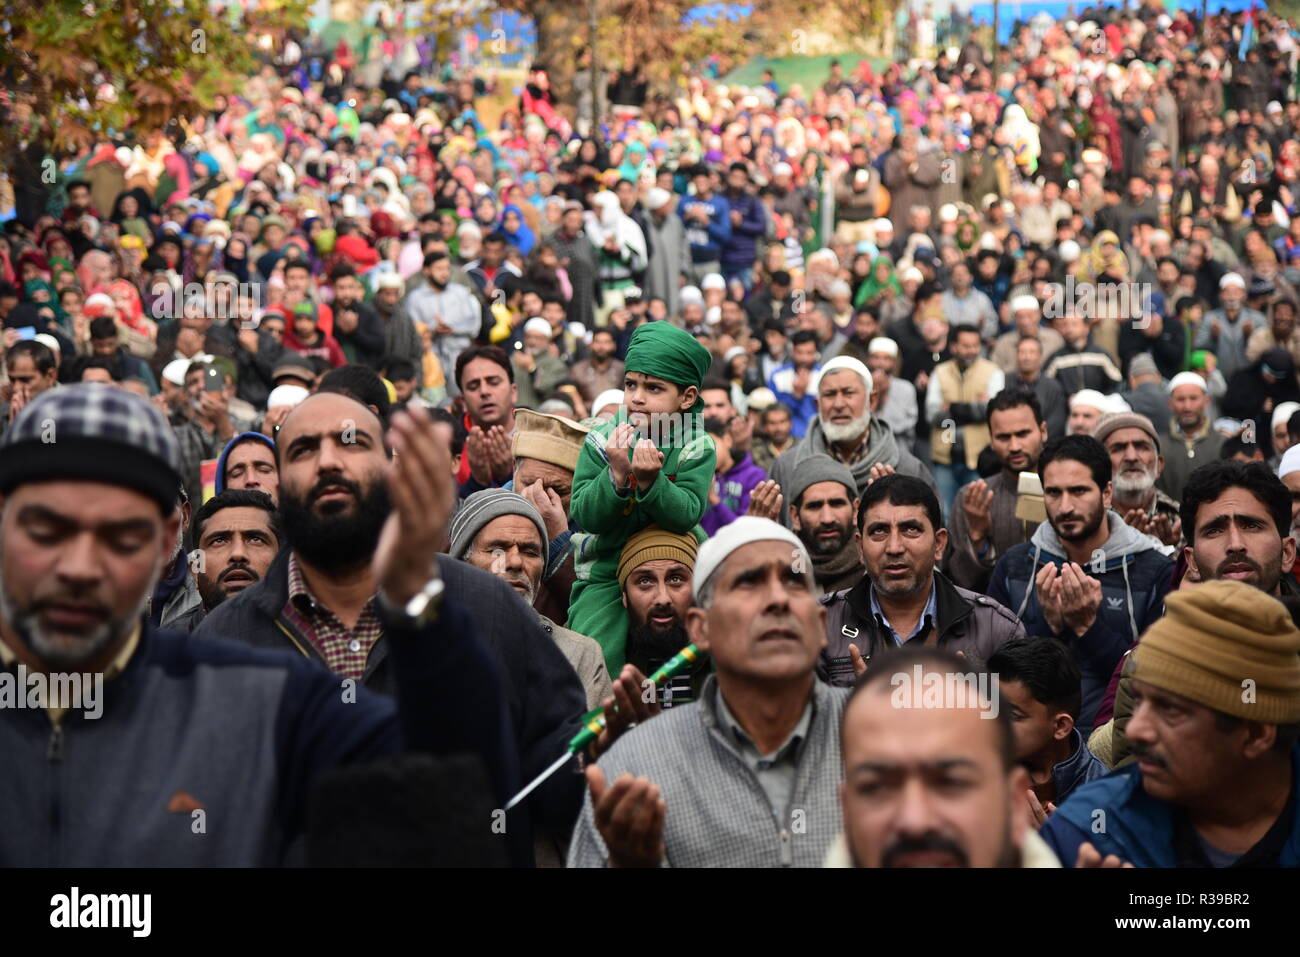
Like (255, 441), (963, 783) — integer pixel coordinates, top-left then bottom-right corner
(448, 488), (611, 711)
(1093, 413), (1182, 549)
(1277, 445), (1300, 549)
(769, 356), (936, 523)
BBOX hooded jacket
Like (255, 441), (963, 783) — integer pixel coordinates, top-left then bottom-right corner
(987, 511), (1173, 734)
(817, 570), (1025, 687)
(769, 416), (938, 526)
(214, 431), (276, 495)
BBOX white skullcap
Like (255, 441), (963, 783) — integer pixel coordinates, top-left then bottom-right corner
(1274, 401), (1300, 431)
(867, 337), (899, 357)
(591, 389), (624, 417)
(705, 306), (722, 325)
(1101, 394), (1132, 414)
(829, 279), (852, 299)
(1220, 272), (1246, 290)
(747, 386), (777, 411)
(901, 266), (924, 283)
(873, 218), (894, 232)
(1059, 240), (1081, 263)
(267, 384), (310, 409)
(701, 273), (727, 291)
(1069, 389), (1108, 411)
(693, 516), (811, 601)
(1010, 295), (1039, 313)
(645, 187), (672, 211)
(375, 272), (405, 290)
(772, 162), (793, 177)
(162, 357), (192, 387)
(523, 317), (552, 337)
(33, 333), (61, 355)
(679, 285), (704, 306)
(819, 355), (873, 397)
(1168, 371), (1208, 394)
(1279, 444), (1300, 479)
(939, 203), (958, 223)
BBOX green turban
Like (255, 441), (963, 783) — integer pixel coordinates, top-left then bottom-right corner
(624, 321), (712, 413)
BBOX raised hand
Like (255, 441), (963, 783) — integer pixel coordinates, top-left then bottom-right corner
(746, 479), (784, 521)
(962, 479), (994, 543)
(590, 663), (661, 759)
(605, 423), (636, 486)
(630, 438), (665, 490)
(585, 767), (666, 868)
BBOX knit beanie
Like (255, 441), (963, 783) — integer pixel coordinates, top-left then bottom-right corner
(1132, 580), (1300, 723)
(617, 526), (700, 590)
(785, 454), (859, 510)
(1092, 412), (1162, 456)
(447, 489), (548, 560)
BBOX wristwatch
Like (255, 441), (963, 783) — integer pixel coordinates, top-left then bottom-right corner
(378, 576), (445, 627)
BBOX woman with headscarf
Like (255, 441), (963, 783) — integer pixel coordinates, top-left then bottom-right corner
(1078, 229), (1129, 283)
(999, 103), (1041, 179)
(499, 203), (536, 256)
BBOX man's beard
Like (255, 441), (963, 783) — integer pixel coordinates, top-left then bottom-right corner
(873, 806), (1019, 868)
(198, 562), (263, 612)
(820, 411), (871, 444)
(798, 519), (852, 557)
(626, 608), (688, 672)
(0, 544), (160, 670)
(1208, 552), (1282, 593)
(1112, 464), (1157, 500)
(279, 472), (390, 574)
(1051, 503), (1106, 543)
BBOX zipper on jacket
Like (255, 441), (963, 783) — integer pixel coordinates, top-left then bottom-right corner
(275, 618), (319, 662)
(47, 722), (64, 762)
(48, 718), (64, 865)
(779, 828), (793, 866)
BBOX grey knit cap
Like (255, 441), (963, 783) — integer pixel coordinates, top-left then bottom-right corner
(785, 454), (859, 509)
(447, 488), (548, 560)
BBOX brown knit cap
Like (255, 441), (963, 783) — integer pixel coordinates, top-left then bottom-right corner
(617, 525), (700, 589)
(1132, 580), (1300, 723)
(1093, 412), (1161, 456)
(511, 408), (592, 473)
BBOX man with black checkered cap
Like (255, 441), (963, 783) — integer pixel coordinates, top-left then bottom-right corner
(0, 384), (517, 865)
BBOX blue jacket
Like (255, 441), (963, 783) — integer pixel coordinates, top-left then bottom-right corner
(767, 362), (822, 438)
(1041, 747), (1300, 867)
(987, 512), (1172, 734)
(720, 190), (767, 271)
(0, 600), (516, 866)
(1051, 726), (1110, 804)
(679, 192), (732, 263)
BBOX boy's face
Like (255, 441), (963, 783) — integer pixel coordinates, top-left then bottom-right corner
(713, 431), (733, 472)
(999, 678), (1069, 762)
(623, 370), (696, 428)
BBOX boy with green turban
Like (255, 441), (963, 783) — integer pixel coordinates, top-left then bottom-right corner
(568, 321), (717, 675)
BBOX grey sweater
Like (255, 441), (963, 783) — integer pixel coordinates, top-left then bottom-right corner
(568, 676), (849, 867)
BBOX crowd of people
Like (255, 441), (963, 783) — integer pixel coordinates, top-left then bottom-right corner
(4, 3), (1300, 869)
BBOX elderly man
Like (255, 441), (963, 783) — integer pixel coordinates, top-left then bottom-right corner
(1160, 371), (1225, 502)
(511, 317), (569, 410)
(617, 526), (709, 706)
(828, 646), (1060, 868)
(769, 356), (936, 519)
(784, 455), (864, 596)
(568, 517), (850, 867)
(192, 489), (282, 612)
(945, 388), (1048, 593)
(865, 337), (917, 446)
(449, 489), (610, 711)
(1093, 412), (1181, 548)
(820, 475), (1023, 687)
(1119, 354), (1168, 429)
(1043, 581), (1300, 867)
(992, 296), (1065, 375)
(509, 409), (591, 626)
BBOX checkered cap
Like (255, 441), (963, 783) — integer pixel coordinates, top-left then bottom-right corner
(0, 384), (182, 511)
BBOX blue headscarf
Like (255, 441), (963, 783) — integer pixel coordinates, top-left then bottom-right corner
(500, 204), (536, 256)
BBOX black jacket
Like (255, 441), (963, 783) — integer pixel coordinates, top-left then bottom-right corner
(195, 549), (587, 847)
(816, 570), (1025, 686)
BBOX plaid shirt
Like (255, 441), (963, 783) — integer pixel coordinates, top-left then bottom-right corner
(173, 419), (225, 508)
(282, 553), (382, 681)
